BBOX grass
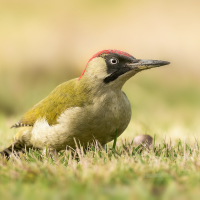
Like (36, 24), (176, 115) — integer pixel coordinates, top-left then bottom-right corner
(1, 137), (200, 200)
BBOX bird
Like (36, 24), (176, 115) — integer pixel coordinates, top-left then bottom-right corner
(0, 49), (170, 158)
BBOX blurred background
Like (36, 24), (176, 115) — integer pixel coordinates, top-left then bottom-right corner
(0, 0), (200, 147)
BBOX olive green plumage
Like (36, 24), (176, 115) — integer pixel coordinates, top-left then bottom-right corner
(0, 50), (169, 160)
(12, 78), (90, 127)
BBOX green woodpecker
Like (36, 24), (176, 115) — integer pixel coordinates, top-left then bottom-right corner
(0, 49), (169, 157)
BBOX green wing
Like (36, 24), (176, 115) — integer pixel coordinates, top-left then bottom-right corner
(11, 78), (89, 128)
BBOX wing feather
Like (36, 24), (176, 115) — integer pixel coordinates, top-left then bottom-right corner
(11, 79), (89, 128)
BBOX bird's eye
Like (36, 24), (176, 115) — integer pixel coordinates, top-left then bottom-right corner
(110, 58), (119, 65)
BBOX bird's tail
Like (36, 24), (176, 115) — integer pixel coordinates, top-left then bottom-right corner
(0, 127), (32, 160)
(0, 147), (12, 159)
(0, 142), (26, 159)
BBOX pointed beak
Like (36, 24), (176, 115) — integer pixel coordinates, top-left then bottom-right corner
(127, 59), (170, 71)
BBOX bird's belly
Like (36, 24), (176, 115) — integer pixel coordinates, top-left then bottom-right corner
(31, 93), (132, 150)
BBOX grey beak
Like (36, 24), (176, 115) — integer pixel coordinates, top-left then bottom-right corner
(128, 59), (170, 71)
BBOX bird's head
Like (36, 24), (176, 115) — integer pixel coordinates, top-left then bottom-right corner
(79, 50), (170, 89)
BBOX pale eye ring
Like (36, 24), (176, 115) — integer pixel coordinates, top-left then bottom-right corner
(110, 58), (119, 65)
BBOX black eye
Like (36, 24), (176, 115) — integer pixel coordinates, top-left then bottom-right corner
(110, 58), (119, 65)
